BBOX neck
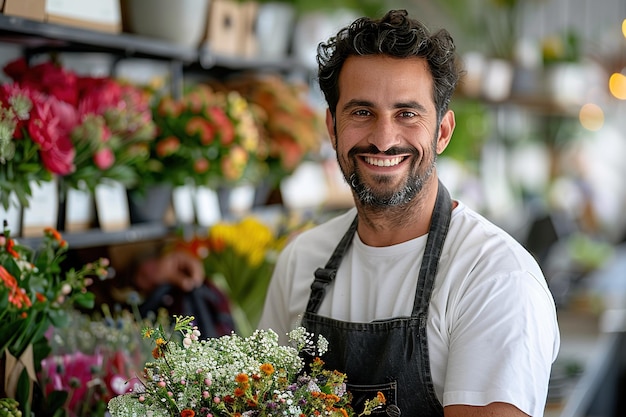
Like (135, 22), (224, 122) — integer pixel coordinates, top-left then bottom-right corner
(355, 176), (441, 247)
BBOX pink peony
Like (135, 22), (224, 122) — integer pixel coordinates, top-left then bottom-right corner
(27, 92), (76, 175)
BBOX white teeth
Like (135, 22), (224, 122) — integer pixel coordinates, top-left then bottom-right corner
(364, 156), (403, 167)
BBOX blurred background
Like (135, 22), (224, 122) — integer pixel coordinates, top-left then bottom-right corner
(1, 1), (626, 416)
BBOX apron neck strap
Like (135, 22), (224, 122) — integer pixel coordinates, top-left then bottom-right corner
(306, 180), (452, 315)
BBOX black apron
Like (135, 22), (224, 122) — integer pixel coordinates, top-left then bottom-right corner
(301, 181), (452, 417)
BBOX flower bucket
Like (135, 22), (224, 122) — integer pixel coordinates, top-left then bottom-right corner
(122, 0), (211, 46)
(21, 180), (59, 237)
(255, 1), (296, 59)
(126, 184), (173, 224)
(0, 195), (21, 236)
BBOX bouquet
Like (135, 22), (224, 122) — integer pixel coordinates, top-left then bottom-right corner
(226, 75), (325, 188)
(0, 222), (110, 413)
(0, 57), (156, 209)
(108, 315), (386, 417)
(147, 84), (262, 189)
(0, 79), (74, 209)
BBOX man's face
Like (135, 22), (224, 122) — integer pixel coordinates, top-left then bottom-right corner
(327, 55), (454, 207)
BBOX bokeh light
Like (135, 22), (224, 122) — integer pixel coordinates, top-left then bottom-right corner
(578, 103), (604, 131)
(622, 18), (626, 38)
(609, 73), (626, 99)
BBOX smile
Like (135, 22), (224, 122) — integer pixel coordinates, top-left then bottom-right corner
(363, 156), (406, 167)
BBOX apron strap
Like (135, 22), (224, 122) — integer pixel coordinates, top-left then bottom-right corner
(412, 181), (452, 315)
(305, 180), (452, 316)
(306, 216), (358, 313)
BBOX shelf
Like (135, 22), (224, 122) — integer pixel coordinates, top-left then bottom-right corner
(198, 45), (310, 74)
(0, 14), (306, 75)
(0, 13), (198, 62)
(18, 222), (172, 250)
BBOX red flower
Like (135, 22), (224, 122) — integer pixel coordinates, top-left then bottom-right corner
(77, 76), (124, 117)
(4, 57), (79, 106)
(193, 158), (209, 174)
(180, 410), (195, 417)
(208, 107), (234, 145)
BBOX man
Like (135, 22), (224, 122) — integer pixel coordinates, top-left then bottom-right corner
(258, 9), (559, 417)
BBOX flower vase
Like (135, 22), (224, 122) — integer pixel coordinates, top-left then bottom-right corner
(0, 194), (21, 236)
(195, 186), (222, 227)
(64, 185), (96, 232)
(255, 2), (296, 59)
(21, 179), (59, 237)
(126, 184), (173, 224)
(123, 0), (211, 46)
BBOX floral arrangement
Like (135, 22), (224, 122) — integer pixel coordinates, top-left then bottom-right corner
(226, 75), (325, 187)
(146, 84), (262, 189)
(108, 315), (386, 417)
(0, 222), (110, 413)
(169, 216), (281, 336)
(0, 57), (156, 209)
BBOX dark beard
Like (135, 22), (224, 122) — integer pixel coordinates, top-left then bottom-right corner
(340, 142), (437, 208)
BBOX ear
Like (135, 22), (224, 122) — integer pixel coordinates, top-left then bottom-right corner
(436, 110), (455, 155)
(325, 109), (336, 150)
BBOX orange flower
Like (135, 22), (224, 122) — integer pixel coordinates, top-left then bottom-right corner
(325, 394), (340, 403)
(338, 408), (349, 417)
(234, 387), (246, 397)
(377, 391), (386, 404)
(235, 373), (249, 384)
(260, 363), (274, 376)
(180, 409), (195, 417)
(186, 116), (215, 145)
(157, 97), (183, 117)
(44, 227), (62, 242)
(5, 237), (19, 258)
(155, 136), (180, 157)
(0, 265), (32, 309)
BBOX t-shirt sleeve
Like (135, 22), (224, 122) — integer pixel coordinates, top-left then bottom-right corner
(257, 242), (296, 345)
(442, 270), (560, 416)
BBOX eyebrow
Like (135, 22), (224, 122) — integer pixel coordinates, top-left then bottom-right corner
(341, 99), (428, 114)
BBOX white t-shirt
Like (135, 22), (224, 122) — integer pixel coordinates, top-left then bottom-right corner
(258, 201), (560, 417)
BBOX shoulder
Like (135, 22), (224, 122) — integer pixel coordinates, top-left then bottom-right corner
(446, 201), (543, 274)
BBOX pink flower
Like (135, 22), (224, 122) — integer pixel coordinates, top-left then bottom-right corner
(93, 147), (115, 170)
(27, 92), (76, 175)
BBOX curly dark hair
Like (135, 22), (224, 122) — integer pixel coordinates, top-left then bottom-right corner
(317, 9), (460, 124)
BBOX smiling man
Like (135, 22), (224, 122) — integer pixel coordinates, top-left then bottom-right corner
(258, 9), (560, 417)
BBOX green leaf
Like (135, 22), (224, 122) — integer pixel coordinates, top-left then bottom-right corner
(73, 292), (95, 309)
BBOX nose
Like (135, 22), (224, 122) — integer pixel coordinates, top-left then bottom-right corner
(367, 117), (401, 153)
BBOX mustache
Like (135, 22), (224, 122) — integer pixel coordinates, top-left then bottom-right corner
(348, 145), (418, 158)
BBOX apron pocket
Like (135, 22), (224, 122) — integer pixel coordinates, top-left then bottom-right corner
(348, 381), (398, 416)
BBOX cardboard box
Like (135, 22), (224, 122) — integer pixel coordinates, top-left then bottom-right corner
(238, 1), (258, 58)
(204, 0), (259, 57)
(2, 0), (46, 21)
(45, 0), (122, 33)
